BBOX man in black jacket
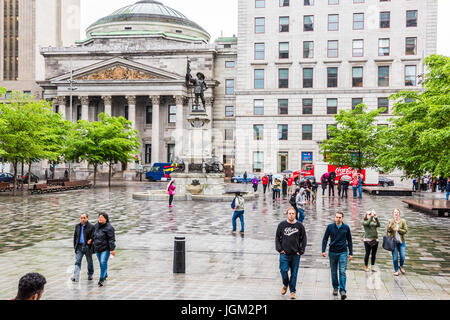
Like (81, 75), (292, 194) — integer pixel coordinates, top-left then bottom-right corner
(275, 207), (307, 300)
(71, 213), (94, 282)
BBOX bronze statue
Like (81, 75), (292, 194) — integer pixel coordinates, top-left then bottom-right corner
(186, 58), (208, 111)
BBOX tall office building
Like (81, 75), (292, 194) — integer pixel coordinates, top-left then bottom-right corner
(0, 0), (80, 98)
(234, 0), (438, 175)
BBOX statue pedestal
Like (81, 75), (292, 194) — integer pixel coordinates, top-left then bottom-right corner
(171, 172), (225, 196)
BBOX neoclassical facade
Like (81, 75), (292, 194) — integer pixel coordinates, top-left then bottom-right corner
(39, 0), (237, 179)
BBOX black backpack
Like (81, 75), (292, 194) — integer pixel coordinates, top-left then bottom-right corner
(289, 193), (297, 207)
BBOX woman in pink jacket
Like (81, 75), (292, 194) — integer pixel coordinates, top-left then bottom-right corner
(167, 179), (176, 208)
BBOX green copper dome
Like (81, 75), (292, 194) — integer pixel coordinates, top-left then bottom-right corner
(86, 0), (210, 42)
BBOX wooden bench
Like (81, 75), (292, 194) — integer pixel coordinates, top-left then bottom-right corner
(0, 182), (13, 192)
(30, 183), (65, 194)
(47, 179), (67, 186)
(403, 199), (450, 217)
(63, 180), (92, 190)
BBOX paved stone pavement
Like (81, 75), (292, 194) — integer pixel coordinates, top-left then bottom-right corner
(0, 183), (449, 300)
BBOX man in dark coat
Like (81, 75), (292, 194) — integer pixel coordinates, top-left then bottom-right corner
(328, 172), (336, 197)
(71, 213), (94, 282)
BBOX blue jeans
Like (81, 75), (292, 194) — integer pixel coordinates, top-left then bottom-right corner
(279, 254), (301, 293)
(352, 186), (357, 197)
(358, 185), (363, 198)
(392, 242), (406, 272)
(297, 207), (305, 223)
(73, 245), (94, 280)
(329, 251), (348, 293)
(96, 250), (110, 281)
(232, 210), (244, 232)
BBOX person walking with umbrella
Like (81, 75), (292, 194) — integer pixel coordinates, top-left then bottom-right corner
(340, 175), (352, 198)
(167, 179), (176, 208)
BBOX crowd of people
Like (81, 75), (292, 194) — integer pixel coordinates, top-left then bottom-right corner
(230, 171), (410, 300)
(11, 170), (423, 301)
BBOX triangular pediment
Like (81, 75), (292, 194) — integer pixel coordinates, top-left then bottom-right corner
(51, 57), (185, 82)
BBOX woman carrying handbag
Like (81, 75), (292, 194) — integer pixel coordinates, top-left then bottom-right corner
(362, 210), (380, 272)
(387, 208), (408, 276)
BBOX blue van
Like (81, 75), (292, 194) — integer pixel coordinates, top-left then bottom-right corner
(145, 163), (174, 181)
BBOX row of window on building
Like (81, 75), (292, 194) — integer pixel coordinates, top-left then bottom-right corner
(226, 114), (388, 142)
(254, 10), (418, 33)
(224, 96), (391, 119)
(255, 0), (405, 9)
(250, 37), (418, 61)
(224, 64), (416, 92)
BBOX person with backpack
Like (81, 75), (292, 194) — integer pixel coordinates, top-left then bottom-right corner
(296, 186), (307, 223)
(275, 207), (307, 300)
(289, 189), (299, 214)
(231, 192), (245, 234)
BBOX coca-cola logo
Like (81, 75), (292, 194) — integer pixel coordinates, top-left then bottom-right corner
(335, 168), (356, 175)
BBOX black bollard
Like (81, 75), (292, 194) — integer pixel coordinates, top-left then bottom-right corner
(173, 236), (186, 273)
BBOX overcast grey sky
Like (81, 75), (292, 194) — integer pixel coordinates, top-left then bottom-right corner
(80, 0), (449, 55)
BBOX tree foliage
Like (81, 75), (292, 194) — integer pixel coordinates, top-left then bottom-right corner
(319, 104), (385, 172)
(377, 54), (450, 178)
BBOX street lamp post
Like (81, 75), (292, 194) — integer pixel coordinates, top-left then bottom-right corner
(67, 59), (78, 176)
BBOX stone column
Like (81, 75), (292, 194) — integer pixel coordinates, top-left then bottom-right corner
(56, 96), (66, 120)
(126, 95), (136, 130)
(102, 95), (112, 116)
(204, 97), (214, 158)
(80, 96), (89, 121)
(174, 95), (185, 159)
(151, 95), (160, 164)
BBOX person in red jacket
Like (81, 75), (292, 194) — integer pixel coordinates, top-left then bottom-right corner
(261, 174), (269, 195)
(288, 175), (294, 196)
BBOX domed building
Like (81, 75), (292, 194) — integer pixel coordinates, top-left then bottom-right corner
(39, 0), (237, 180)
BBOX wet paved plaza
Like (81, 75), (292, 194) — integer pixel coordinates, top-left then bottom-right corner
(0, 183), (449, 300)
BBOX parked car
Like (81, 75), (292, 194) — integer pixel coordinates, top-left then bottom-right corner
(22, 172), (39, 184)
(379, 177), (394, 187)
(296, 175), (317, 186)
(0, 172), (15, 183)
(231, 174), (261, 183)
(145, 163), (173, 182)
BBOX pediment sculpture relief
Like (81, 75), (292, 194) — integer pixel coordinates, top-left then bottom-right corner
(75, 65), (163, 81)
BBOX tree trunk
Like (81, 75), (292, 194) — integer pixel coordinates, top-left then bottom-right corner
(108, 161), (112, 188)
(27, 162), (32, 190)
(94, 163), (97, 187)
(13, 161), (17, 196)
(21, 161), (24, 190)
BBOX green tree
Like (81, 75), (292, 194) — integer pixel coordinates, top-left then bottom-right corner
(0, 89), (68, 193)
(64, 120), (107, 187)
(99, 113), (141, 187)
(319, 104), (385, 172)
(378, 54), (450, 182)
